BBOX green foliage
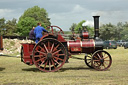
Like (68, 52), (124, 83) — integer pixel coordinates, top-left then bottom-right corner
(100, 22), (128, 41)
(69, 23), (77, 31)
(100, 23), (116, 40)
(86, 26), (94, 38)
(120, 22), (128, 40)
(0, 18), (6, 35)
(5, 18), (17, 36)
(19, 6), (50, 27)
(70, 20), (94, 38)
(17, 17), (37, 36)
(17, 6), (51, 36)
(74, 20), (86, 32)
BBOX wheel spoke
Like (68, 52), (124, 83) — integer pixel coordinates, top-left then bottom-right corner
(35, 57), (46, 63)
(52, 44), (60, 52)
(97, 53), (102, 59)
(49, 60), (51, 71)
(34, 55), (45, 58)
(55, 54), (65, 57)
(87, 61), (91, 64)
(48, 41), (50, 51)
(53, 58), (60, 65)
(87, 56), (92, 58)
(50, 43), (54, 53)
(52, 49), (61, 56)
(43, 43), (49, 53)
(35, 51), (47, 56)
(93, 60), (100, 62)
(39, 58), (46, 67)
(54, 57), (64, 61)
(103, 56), (109, 59)
(94, 55), (99, 60)
(38, 45), (46, 53)
(51, 59), (56, 69)
(44, 60), (48, 70)
(95, 62), (101, 66)
(102, 63), (106, 68)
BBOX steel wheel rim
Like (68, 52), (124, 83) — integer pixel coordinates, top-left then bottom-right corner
(91, 50), (112, 71)
(84, 54), (93, 68)
(32, 38), (67, 72)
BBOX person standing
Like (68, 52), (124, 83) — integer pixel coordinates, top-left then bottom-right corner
(34, 23), (48, 43)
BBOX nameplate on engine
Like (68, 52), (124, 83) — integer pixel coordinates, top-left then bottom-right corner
(71, 47), (81, 52)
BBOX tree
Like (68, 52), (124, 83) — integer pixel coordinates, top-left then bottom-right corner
(0, 18), (6, 35)
(19, 6), (50, 27)
(74, 20), (86, 32)
(17, 6), (51, 36)
(69, 23), (77, 32)
(5, 18), (17, 36)
(120, 22), (128, 40)
(100, 23), (116, 40)
(115, 22), (124, 40)
(70, 20), (94, 37)
(17, 17), (37, 36)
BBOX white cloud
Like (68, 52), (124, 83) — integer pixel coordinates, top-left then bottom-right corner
(72, 5), (85, 13)
(0, 0), (128, 31)
(91, 10), (128, 25)
(0, 9), (14, 16)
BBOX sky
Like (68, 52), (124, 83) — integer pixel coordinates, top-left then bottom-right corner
(0, 0), (128, 31)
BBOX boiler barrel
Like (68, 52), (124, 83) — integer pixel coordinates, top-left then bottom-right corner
(67, 39), (103, 54)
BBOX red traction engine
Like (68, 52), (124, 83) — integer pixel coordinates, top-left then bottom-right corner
(21, 16), (112, 72)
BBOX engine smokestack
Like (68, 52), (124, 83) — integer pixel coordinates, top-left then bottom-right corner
(93, 16), (100, 39)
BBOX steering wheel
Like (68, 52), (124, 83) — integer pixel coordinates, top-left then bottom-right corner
(46, 25), (64, 34)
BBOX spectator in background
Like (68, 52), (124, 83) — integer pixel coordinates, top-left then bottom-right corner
(34, 23), (48, 43)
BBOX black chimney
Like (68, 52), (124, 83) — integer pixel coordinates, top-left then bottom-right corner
(93, 16), (100, 39)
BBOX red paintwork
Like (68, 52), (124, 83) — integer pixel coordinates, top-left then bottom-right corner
(40, 33), (66, 42)
(71, 47), (81, 52)
(57, 34), (66, 42)
(82, 39), (94, 47)
(21, 26), (95, 66)
(82, 32), (89, 39)
(21, 43), (35, 65)
(67, 39), (95, 53)
(40, 33), (54, 40)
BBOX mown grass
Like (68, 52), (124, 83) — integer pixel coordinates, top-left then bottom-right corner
(0, 47), (128, 85)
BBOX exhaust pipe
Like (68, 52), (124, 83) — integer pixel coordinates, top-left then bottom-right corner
(93, 16), (100, 39)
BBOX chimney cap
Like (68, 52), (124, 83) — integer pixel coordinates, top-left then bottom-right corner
(93, 16), (100, 18)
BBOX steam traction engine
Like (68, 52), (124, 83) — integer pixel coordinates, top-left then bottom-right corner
(21, 16), (112, 72)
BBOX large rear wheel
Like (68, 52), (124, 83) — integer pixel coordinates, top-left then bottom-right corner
(32, 38), (67, 72)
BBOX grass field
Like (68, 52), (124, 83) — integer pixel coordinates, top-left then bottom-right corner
(0, 47), (128, 85)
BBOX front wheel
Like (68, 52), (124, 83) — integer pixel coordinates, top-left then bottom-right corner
(84, 54), (93, 68)
(91, 50), (112, 71)
(32, 38), (67, 72)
